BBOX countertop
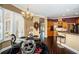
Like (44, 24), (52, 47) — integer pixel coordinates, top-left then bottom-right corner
(57, 31), (79, 53)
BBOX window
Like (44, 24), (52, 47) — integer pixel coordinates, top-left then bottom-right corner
(3, 8), (13, 39)
(0, 7), (24, 41)
(0, 7), (4, 40)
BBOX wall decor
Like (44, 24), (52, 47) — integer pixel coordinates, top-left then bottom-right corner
(34, 21), (39, 30)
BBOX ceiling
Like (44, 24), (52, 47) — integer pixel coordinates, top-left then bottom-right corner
(14, 4), (79, 19)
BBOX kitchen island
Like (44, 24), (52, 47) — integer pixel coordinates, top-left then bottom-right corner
(57, 31), (79, 54)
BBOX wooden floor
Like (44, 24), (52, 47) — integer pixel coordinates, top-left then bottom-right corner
(44, 36), (76, 54)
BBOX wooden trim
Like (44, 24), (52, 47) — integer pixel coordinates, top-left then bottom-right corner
(0, 4), (23, 14)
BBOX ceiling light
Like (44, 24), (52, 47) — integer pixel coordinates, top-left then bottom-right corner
(21, 11), (25, 16)
(21, 11), (25, 15)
